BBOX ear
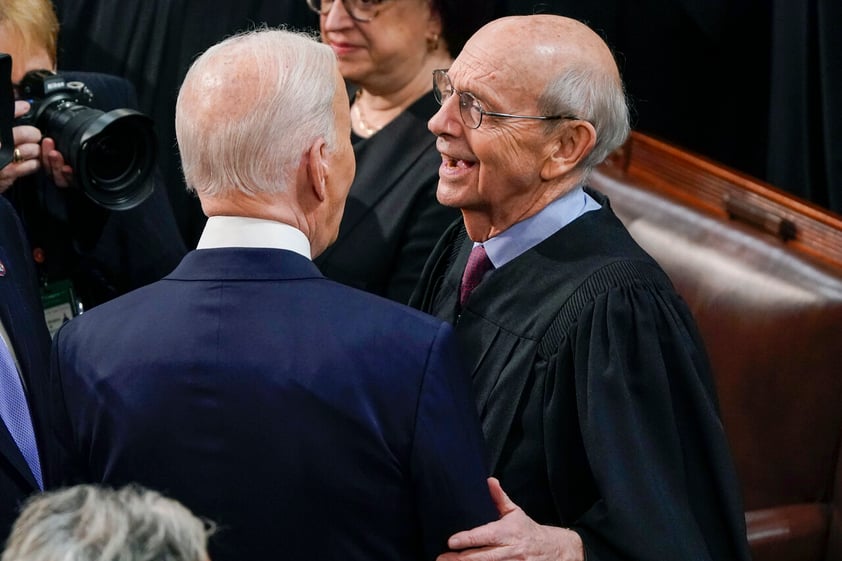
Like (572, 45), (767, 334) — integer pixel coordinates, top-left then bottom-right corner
(425, 1), (443, 45)
(540, 120), (597, 181)
(306, 137), (329, 202)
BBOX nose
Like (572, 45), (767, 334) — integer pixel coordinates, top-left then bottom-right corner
(428, 94), (462, 138)
(322, 0), (354, 30)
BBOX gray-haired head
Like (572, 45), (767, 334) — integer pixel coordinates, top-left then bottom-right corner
(1, 484), (212, 561)
(538, 58), (630, 175)
(176, 27), (339, 198)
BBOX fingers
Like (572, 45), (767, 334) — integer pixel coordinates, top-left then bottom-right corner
(0, 155), (40, 193)
(41, 138), (73, 188)
(0, 123), (45, 192)
(487, 477), (517, 516)
(14, 100), (31, 119)
(448, 517), (509, 551)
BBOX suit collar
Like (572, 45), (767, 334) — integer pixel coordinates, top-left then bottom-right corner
(166, 248), (325, 282)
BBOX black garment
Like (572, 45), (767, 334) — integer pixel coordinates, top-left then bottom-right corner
(0, 197), (51, 542)
(315, 93), (459, 304)
(4, 71), (186, 309)
(411, 189), (751, 561)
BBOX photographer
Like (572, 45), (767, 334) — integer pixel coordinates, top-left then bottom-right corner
(0, 0), (186, 320)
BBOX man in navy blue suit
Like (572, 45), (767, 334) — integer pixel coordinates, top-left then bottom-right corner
(0, 189), (50, 543)
(45, 28), (496, 561)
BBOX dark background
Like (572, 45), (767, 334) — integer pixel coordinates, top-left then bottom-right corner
(51, 0), (842, 247)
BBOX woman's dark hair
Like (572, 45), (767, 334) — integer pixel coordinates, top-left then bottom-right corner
(434, 0), (495, 57)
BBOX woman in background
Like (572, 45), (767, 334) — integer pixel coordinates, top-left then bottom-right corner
(308, 0), (492, 303)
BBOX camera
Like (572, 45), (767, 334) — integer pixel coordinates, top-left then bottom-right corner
(14, 69), (157, 210)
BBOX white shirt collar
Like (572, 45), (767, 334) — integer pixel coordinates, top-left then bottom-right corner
(196, 216), (312, 260)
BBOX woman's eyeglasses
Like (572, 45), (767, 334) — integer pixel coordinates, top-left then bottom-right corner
(306, 0), (393, 23)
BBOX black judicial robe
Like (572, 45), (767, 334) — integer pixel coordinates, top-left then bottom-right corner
(411, 190), (751, 561)
(315, 93), (459, 304)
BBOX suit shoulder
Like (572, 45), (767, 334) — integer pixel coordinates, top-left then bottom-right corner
(327, 280), (450, 333)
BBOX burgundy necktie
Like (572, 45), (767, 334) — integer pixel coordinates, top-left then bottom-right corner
(460, 244), (494, 308)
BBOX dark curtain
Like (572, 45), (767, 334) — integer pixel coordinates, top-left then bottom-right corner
(766, 0), (842, 211)
(51, 0), (842, 249)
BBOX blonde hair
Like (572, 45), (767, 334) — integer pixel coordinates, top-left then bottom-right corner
(0, 0), (59, 68)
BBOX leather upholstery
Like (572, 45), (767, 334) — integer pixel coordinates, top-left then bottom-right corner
(589, 132), (842, 561)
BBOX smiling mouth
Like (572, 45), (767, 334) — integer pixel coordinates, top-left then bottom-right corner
(443, 155), (476, 169)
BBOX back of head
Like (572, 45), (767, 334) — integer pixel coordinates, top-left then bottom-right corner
(175, 27), (338, 198)
(1, 484), (210, 561)
(0, 0), (59, 68)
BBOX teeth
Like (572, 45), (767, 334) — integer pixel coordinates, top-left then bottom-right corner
(445, 158), (471, 169)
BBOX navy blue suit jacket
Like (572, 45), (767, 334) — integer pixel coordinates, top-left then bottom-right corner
(45, 247), (496, 561)
(0, 197), (51, 541)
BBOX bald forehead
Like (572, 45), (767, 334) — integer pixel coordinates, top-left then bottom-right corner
(452, 15), (619, 91)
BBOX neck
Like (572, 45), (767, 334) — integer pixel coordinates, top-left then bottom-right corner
(201, 192), (307, 235)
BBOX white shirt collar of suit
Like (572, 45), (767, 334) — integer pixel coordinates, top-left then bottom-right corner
(196, 216), (312, 260)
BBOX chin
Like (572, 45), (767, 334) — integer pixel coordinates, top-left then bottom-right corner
(435, 184), (469, 210)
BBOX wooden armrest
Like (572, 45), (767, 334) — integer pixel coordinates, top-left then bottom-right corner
(746, 504), (830, 561)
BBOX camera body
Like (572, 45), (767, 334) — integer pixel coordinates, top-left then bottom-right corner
(15, 69), (95, 125)
(14, 69), (156, 211)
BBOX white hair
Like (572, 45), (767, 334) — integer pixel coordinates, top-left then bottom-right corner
(176, 27), (339, 197)
(1, 484), (212, 561)
(538, 61), (630, 175)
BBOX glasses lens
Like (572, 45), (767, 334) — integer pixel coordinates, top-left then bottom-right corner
(459, 92), (481, 129)
(307, 0), (329, 14)
(347, 0), (381, 21)
(433, 71), (451, 104)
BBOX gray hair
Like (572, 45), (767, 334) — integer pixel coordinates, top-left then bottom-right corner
(538, 61), (630, 176)
(1, 484), (212, 561)
(176, 27), (339, 197)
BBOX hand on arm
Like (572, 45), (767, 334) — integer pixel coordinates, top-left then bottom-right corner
(437, 478), (585, 561)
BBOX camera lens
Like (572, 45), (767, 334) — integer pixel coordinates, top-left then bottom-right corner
(86, 130), (138, 186)
(42, 102), (157, 210)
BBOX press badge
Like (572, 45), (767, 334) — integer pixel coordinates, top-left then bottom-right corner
(41, 279), (83, 338)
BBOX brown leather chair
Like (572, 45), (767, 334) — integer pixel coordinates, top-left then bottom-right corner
(590, 132), (842, 561)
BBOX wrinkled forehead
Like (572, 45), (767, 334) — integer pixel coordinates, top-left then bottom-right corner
(448, 39), (547, 105)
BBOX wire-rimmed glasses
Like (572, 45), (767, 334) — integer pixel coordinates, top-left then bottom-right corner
(432, 69), (580, 130)
(306, 0), (393, 23)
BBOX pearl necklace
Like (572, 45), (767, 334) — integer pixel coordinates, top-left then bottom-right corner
(352, 89), (383, 137)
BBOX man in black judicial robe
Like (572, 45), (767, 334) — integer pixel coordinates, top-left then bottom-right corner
(411, 15), (751, 561)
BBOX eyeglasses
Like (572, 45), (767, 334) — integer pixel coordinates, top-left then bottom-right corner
(432, 69), (580, 130)
(306, 0), (393, 23)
